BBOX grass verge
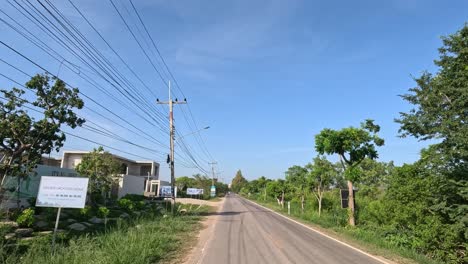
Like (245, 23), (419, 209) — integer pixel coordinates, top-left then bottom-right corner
(1, 204), (210, 264)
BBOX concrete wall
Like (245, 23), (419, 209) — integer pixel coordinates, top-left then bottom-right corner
(1, 165), (79, 208)
(118, 175), (157, 198)
(62, 153), (85, 169)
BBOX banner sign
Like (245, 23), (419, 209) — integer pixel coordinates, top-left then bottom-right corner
(160, 186), (172, 197)
(186, 188), (204, 195)
(36, 176), (89, 209)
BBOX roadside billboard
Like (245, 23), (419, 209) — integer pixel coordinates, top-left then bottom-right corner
(160, 186), (172, 197)
(36, 176), (89, 209)
(186, 188), (204, 195)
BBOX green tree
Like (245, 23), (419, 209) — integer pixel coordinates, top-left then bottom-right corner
(175, 176), (196, 196)
(75, 147), (120, 205)
(192, 174), (212, 199)
(394, 24), (468, 263)
(306, 156), (336, 217)
(315, 119), (384, 226)
(231, 169), (247, 193)
(0, 74), (84, 208)
(266, 179), (290, 208)
(257, 176), (271, 201)
(285, 165), (308, 213)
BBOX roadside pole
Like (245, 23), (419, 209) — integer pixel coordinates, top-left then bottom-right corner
(157, 81), (186, 214)
(288, 202), (290, 215)
(52, 207), (61, 253)
(209, 161), (217, 197)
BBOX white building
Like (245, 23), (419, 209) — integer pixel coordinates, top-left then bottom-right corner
(59, 151), (168, 198)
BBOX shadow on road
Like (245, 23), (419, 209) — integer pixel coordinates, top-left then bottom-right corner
(200, 209), (271, 216)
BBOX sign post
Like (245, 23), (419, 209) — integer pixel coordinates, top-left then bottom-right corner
(36, 176), (89, 253)
(52, 207), (61, 251)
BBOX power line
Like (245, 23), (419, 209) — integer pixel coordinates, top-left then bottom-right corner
(2, 1), (213, 173)
(0, 70), (197, 168)
(128, 0), (215, 162)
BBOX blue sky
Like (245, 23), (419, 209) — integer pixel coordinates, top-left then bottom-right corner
(0, 0), (467, 182)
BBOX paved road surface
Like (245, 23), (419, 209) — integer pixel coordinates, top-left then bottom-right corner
(199, 195), (385, 264)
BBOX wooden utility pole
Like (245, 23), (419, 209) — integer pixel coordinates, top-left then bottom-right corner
(157, 81), (186, 212)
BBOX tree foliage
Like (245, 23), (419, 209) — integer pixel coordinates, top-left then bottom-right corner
(393, 24), (468, 262)
(285, 165), (308, 212)
(306, 156), (336, 216)
(0, 74), (84, 184)
(75, 147), (120, 205)
(176, 174), (228, 199)
(231, 169), (247, 193)
(315, 119), (385, 180)
(315, 119), (384, 226)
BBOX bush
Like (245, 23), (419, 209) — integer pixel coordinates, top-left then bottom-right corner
(16, 208), (35, 228)
(80, 206), (92, 218)
(120, 194), (145, 202)
(118, 198), (135, 212)
(135, 201), (145, 210)
(98, 207), (110, 218)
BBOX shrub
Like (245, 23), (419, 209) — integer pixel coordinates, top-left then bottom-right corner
(80, 206), (92, 218)
(118, 198), (135, 211)
(120, 194), (145, 202)
(16, 208), (35, 228)
(98, 207), (110, 218)
(135, 201), (145, 210)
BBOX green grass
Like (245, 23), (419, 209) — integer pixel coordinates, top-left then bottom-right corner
(1, 204), (210, 264)
(245, 196), (443, 264)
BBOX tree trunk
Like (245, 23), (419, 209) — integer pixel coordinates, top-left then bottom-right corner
(348, 180), (355, 226)
(281, 191), (284, 209)
(318, 195), (322, 217)
(301, 195), (304, 214)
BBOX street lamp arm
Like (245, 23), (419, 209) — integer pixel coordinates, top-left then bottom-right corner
(177, 126), (210, 140)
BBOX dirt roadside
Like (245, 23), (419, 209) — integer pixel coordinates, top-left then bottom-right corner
(179, 197), (225, 264)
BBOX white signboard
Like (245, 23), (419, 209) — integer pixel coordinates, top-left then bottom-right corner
(187, 188), (204, 195)
(36, 176), (89, 208)
(160, 186), (172, 197)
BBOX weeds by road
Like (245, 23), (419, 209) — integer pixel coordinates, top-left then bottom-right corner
(1, 204), (210, 264)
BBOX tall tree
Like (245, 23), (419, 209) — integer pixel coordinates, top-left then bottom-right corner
(315, 119), (384, 226)
(175, 176), (196, 196)
(395, 24), (467, 262)
(75, 147), (120, 205)
(231, 169), (247, 193)
(257, 176), (270, 201)
(266, 179), (289, 208)
(0, 74), (84, 207)
(285, 165), (308, 213)
(306, 156), (336, 217)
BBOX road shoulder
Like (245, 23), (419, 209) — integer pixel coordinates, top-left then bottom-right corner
(181, 197), (226, 264)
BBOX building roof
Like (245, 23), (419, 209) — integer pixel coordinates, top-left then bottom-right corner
(61, 150), (159, 165)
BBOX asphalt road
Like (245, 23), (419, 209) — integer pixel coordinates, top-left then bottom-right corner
(199, 195), (385, 264)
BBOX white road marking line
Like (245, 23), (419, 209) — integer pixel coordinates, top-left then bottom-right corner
(243, 197), (390, 264)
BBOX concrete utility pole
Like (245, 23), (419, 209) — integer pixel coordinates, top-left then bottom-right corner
(157, 81), (186, 212)
(209, 162), (217, 186)
(208, 161), (217, 197)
